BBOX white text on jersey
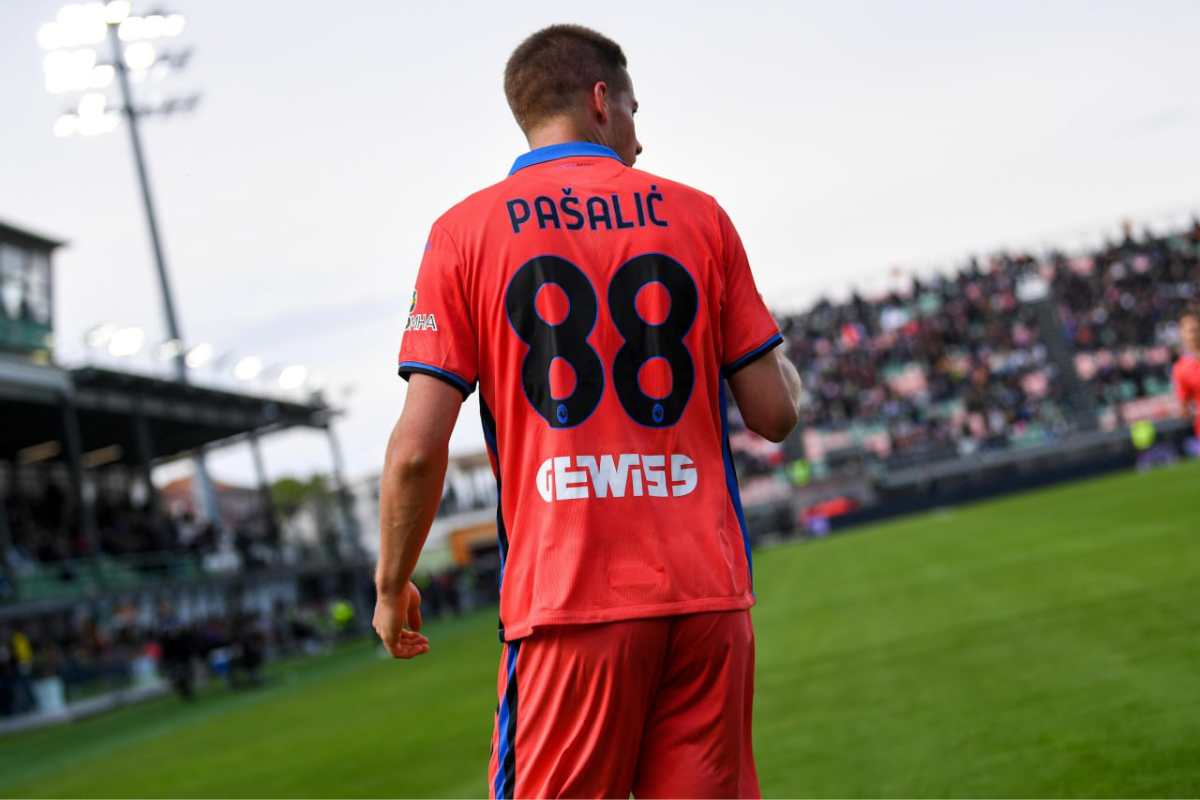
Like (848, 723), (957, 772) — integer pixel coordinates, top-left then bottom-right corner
(405, 313), (438, 331)
(535, 453), (697, 502)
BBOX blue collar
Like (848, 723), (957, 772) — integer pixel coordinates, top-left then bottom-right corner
(509, 141), (624, 175)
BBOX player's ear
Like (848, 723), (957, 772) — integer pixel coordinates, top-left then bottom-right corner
(590, 81), (609, 124)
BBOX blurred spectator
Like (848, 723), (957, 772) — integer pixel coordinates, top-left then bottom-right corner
(158, 604), (196, 700)
(2, 625), (36, 715)
(228, 612), (266, 689)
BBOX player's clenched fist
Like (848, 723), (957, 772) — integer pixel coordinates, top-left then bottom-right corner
(373, 581), (429, 659)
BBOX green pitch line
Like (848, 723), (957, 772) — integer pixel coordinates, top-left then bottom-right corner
(2, 461), (1198, 798)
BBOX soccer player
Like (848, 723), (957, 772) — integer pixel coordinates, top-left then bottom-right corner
(1173, 306), (1200, 438)
(373, 24), (803, 798)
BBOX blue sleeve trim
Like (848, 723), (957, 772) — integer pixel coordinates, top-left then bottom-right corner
(722, 333), (784, 378)
(397, 361), (475, 398)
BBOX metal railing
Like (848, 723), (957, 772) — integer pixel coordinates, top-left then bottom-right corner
(1, 551), (206, 605)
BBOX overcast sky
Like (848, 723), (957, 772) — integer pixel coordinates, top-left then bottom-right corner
(2, 0), (1197, 490)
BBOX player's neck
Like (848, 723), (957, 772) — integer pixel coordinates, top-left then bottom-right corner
(525, 116), (602, 152)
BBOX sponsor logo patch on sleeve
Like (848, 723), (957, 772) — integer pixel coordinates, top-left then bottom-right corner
(405, 289), (438, 331)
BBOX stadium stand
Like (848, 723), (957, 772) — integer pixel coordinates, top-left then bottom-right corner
(0, 219), (372, 722)
(726, 217), (1199, 533)
(727, 218), (1198, 469)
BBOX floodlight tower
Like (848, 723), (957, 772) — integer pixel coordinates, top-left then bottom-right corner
(38, 1), (220, 526)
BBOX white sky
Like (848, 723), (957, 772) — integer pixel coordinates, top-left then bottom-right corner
(2, 0), (1197, 489)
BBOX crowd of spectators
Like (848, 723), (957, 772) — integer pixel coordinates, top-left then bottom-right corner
(0, 555), (503, 720)
(1, 607), (155, 717)
(0, 598), (341, 718)
(751, 218), (1200, 470)
(1053, 221), (1200, 416)
(3, 487), (221, 561)
(414, 563), (499, 619)
(0, 481), (273, 597)
(781, 253), (1063, 467)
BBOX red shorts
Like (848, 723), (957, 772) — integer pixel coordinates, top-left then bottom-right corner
(487, 610), (760, 799)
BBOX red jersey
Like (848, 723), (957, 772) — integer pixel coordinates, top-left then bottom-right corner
(1173, 353), (1200, 436)
(397, 142), (781, 640)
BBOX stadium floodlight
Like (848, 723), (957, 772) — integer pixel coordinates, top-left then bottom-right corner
(84, 321), (119, 349)
(108, 324), (145, 357)
(46, 3), (108, 48)
(234, 355), (264, 382)
(184, 341), (213, 368)
(79, 110), (120, 136)
(116, 16), (142, 41)
(43, 47), (96, 93)
(163, 14), (186, 36)
(35, 0), (199, 366)
(116, 12), (185, 41)
(141, 14), (166, 39)
(104, 0), (132, 24)
(91, 63), (115, 87)
(73, 91), (119, 135)
(78, 90), (105, 116)
(306, 370), (328, 392)
(279, 364), (309, 390)
(156, 337), (184, 360)
(38, 3), (223, 526)
(122, 40), (156, 71)
(37, 1), (199, 374)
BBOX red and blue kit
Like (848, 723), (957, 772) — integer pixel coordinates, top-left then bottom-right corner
(1173, 353), (1200, 436)
(397, 142), (780, 797)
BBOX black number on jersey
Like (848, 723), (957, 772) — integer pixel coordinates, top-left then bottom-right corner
(609, 254), (698, 427)
(504, 255), (605, 428)
(505, 253), (698, 429)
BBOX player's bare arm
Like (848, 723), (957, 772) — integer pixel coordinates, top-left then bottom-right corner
(729, 348), (802, 443)
(373, 374), (463, 659)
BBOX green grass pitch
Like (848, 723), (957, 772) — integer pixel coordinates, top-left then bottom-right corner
(2, 461), (1198, 797)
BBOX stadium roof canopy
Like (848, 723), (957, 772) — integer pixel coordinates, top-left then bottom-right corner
(0, 360), (334, 467)
(0, 219), (65, 252)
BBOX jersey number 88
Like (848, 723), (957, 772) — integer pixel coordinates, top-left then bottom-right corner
(504, 253), (698, 429)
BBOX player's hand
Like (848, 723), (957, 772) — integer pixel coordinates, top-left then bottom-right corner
(373, 581), (429, 659)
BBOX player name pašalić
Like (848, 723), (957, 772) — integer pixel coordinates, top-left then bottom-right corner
(506, 186), (668, 234)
